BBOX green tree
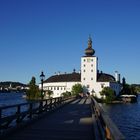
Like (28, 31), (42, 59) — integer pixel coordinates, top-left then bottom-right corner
(121, 84), (137, 96)
(26, 77), (41, 100)
(100, 87), (116, 103)
(46, 90), (53, 98)
(71, 84), (83, 96)
(135, 86), (140, 93)
(61, 91), (71, 98)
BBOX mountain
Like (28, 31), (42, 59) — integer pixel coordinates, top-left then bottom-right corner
(0, 81), (27, 88)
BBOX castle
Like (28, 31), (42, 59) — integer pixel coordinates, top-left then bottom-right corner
(42, 37), (121, 98)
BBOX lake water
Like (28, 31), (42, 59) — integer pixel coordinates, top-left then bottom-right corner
(0, 92), (27, 107)
(0, 93), (140, 139)
(102, 95), (140, 140)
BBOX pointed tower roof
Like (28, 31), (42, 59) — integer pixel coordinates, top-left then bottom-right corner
(85, 36), (95, 56)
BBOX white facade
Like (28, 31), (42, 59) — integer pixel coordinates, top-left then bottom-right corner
(91, 82), (121, 98)
(41, 37), (122, 98)
(80, 55), (121, 98)
(42, 81), (81, 98)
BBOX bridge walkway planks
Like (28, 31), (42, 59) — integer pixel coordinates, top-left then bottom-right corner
(5, 97), (94, 140)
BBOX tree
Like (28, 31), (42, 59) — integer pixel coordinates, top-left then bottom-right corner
(100, 87), (116, 103)
(121, 84), (137, 96)
(71, 84), (83, 96)
(61, 91), (71, 98)
(46, 90), (53, 98)
(26, 77), (40, 100)
(134, 86), (140, 93)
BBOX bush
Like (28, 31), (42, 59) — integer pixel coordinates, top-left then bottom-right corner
(61, 91), (71, 98)
(46, 90), (53, 98)
(100, 87), (116, 103)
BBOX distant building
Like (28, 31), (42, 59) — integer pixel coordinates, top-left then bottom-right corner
(41, 37), (121, 98)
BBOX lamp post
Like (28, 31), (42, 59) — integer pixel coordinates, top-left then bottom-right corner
(40, 71), (45, 99)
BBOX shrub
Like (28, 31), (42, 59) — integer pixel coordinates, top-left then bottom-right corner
(100, 87), (116, 103)
(61, 91), (71, 98)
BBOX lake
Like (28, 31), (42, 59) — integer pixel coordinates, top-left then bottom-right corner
(102, 95), (140, 140)
(0, 92), (27, 107)
(0, 92), (140, 139)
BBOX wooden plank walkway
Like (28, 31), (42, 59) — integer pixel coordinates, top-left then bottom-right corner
(5, 97), (94, 140)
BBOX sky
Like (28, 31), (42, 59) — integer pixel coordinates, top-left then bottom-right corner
(0, 0), (140, 84)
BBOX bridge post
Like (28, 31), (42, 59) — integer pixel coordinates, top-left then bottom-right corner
(16, 105), (21, 123)
(49, 99), (52, 111)
(39, 101), (43, 113)
(29, 103), (33, 119)
(0, 109), (1, 134)
(44, 100), (48, 111)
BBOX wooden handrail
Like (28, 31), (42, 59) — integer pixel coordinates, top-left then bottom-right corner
(0, 96), (76, 136)
(91, 97), (125, 140)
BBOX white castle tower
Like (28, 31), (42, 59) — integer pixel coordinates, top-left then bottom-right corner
(81, 36), (98, 94)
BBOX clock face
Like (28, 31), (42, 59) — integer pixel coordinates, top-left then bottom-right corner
(87, 58), (91, 62)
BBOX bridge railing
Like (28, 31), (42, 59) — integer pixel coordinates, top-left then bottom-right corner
(0, 96), (76, 136)
(91, 97), (125, 140)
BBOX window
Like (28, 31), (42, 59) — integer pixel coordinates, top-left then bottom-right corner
(61, 87), (63, 90)
(83, 64), (86, 67)
(83, 70), (85, 72)
(87, 85), (90, 88)
(91, 69), (93, 72)
(54, 87), (56, 90)
(91, 64), (93, 67)
(83, 59), (86, 62)
(51, 87), (52, 90)
(83, 78), (85, 80)
(91, 78), (93, 80)
(101, 84), (104, 88)
(57, 87), (59, 90)
(91, 59), (93, 61)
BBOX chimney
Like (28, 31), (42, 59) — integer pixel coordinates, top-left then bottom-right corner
(115, 71), (120, 83)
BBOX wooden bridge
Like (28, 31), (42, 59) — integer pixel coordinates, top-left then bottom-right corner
(0, 96), (125, 140)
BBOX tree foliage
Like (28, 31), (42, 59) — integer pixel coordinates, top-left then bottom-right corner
(46, 90), (53, 98)
(71, 84), (83, 96)
(61, 91), (71, 98)
(26, 77), (41, 100)
(121, 84), (137, 96)
(100, 87), (116, 103)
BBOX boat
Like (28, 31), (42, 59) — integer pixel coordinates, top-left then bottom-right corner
(120, 95), (137, 103)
